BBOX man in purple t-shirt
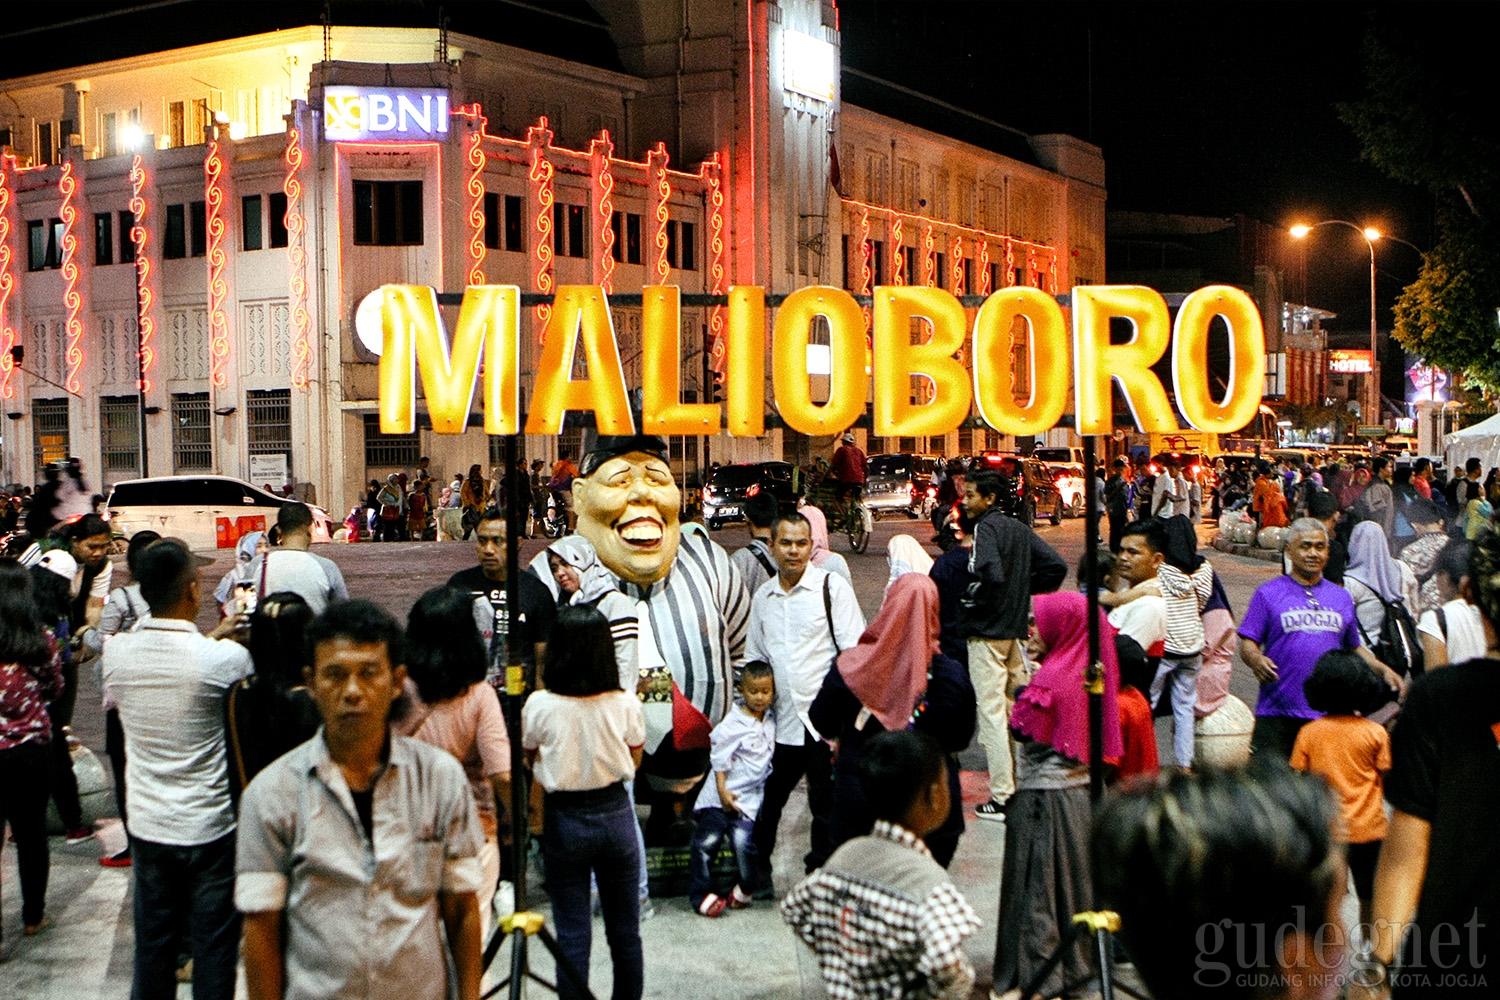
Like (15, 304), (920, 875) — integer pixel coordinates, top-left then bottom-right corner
(1238, 517), (1402, 761)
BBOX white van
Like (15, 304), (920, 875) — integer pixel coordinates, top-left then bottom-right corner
(105, 475), (333, 551)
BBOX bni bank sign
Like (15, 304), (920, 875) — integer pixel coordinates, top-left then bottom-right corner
(323, 86), (451, 141)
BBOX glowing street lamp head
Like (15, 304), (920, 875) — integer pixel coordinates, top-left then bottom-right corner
(1363, 227), (1382, 242)
(122, 124), (145, 151)
(1289, 224), (1311, 239)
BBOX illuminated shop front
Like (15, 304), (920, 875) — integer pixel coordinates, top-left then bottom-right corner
(0, 2), (1103, 518)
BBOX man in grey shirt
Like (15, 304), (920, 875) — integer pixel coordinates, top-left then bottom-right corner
(247, 502), (349, 613)
(728, 491), (780, 591)
(236, 600), (484, 1000)
(103, 538), (253, 1000)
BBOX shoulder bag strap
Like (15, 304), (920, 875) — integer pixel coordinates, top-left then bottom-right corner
(259, 550), (270, 601)
(226, 680), (251, 799)
(824, 573), (840, 657)
(1435, 607), (1447, 642)
(751, 542), (777, 577)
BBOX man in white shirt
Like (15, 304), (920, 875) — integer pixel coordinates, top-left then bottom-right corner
(246, 503), (348, 614)
(1104, 525), (1169, 659)
(1152, 460), (1187, 520)
(103, 538), (253, 1000)
(747, 512), (865, 885)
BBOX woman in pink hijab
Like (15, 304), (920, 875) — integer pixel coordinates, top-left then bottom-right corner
(994, 590), (1123, 1000)
(797, 504), (853, 585)
(807, 574), (975, 866)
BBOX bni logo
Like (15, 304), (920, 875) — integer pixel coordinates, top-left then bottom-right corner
(324, 87), (451, 141)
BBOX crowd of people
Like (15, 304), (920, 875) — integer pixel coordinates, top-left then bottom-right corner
(5, 435), (1500, 999)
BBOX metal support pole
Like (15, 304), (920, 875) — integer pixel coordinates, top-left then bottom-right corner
(136, 280), (149, 478)
(1083, 434), (1104, 803)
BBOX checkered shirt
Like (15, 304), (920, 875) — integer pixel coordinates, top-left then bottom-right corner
(781, 821), (981, 1000)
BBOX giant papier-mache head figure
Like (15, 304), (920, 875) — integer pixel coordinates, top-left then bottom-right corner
(572, 435), (681, 587)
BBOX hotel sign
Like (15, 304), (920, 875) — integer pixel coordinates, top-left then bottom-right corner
(1329, 349), (1374, 374)
(323, 87), (451, 141)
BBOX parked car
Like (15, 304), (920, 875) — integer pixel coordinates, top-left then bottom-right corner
(1033, 446), (1085, 468)
(105, 475), (335, 550)
(974, 452), (1065, 526)
(1049, 462), (1087, 517)
(701, 462), (801, 530)
(864, 453), (940, 520)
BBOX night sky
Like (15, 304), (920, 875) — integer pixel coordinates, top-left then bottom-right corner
(2, 1), (1437, 335)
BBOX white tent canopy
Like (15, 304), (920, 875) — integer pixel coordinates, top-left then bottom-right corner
(1445, 411), (1500, 475)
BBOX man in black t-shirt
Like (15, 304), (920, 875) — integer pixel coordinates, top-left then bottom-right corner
(446, 506), (556, 686)
(1358, 530), (1500, 998)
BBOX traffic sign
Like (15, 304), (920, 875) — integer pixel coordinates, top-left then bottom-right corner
(1357, 425), (1387, 438)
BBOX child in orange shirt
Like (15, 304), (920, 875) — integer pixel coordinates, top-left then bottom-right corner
(1290, 650), (1393, 925)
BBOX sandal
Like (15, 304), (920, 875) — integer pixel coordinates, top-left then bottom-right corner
(24, 916), (54, 936)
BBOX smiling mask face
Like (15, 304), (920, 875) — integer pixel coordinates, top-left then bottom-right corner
(573, 452), (682, 586)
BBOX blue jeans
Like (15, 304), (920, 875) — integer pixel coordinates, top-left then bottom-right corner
(543, 784), (644, 1000)
(689, 807), (758, 907)
(131, 832), (239, 1000)
(1155, 653), (1201, 768)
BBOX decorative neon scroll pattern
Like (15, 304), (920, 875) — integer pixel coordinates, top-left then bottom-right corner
(129, 154), (155, 392)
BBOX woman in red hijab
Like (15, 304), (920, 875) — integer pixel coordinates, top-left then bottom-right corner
(807, 574), (975, 866)
(993, 590), (1123, 1000)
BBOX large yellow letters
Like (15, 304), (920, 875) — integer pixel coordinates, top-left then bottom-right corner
(971, 286), (1069, 436)
(1172, 285), (1267, 434)
(771, 287), (865, 436)
(524, 286), (634, 436)
(1071, 285), (1177, 436)
(872, 287), (972, 438)
(641, 286), (721, 435)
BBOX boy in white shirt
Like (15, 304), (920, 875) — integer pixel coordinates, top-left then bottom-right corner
(689, 661), (776, 916)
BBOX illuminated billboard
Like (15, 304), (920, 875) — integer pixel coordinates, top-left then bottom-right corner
(323, 87), (451, 141)
(1329, 349), (1373, 374)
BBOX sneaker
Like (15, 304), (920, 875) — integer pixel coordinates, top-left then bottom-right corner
(64, 827), (95, 845)
(696, 894), (727, 918)
(100, 849), (132, 868)
(975, 799), (1009, 822)
(729, 885), (754, 909)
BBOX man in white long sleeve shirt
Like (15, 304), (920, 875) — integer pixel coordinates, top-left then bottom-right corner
(746, 512), (865, 886)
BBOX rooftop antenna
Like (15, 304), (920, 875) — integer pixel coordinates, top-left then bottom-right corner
(322, 2), (331, 62)
(438, 5), (450, 63)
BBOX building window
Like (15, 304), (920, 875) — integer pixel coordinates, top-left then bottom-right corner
(246, 389), (292, 467)
(610, 212), (645, 264)
(99, 395), (141, 478)
(102, 112), (118, 158)
(504, 194), (523, 251)
(353, 180), (423, 246)
(364, 413), (420, 467)
(36, 122), (53, 166)
(171, 392), (212, 471)
(841, 234), (848, 289)
(872, 239), (885, 285)
(242, 195), (262, 251)
(935, 253), (946, 290)
(32, 398), (69, 476)
(95, 213), (114, 266)
(27, 219), (63, 271)
(553, 204), (586, 258)
(666, 220), (678, 268)
(0, 127), (11, 148)
(119, 211), (136, 264)
(959, 258), (971, 295)
(268, 192), (288, 248)
(190, 200), (206, 257)
(988, 262), (1000, 292)
(168, 101), (185, 148)
(164, 204), (186, 258)
(902, 246), (916, 283)
(483, 192), (500, 250)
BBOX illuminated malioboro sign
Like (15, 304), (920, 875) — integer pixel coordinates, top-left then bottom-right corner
(323, 86), (451, 141)
(373, 283), (1267, 440)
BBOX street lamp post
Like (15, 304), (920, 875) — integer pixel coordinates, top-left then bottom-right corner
(1289, 220), (1384, 431)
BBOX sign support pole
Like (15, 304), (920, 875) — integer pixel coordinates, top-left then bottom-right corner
(1084, 434), (1104, 804)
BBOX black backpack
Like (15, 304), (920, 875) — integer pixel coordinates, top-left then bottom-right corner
(1356, 595), (1425, 678)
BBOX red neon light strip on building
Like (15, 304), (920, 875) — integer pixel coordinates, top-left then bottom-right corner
(978, 240), (992, 295)
(649, 143), (671, 286)
(0, 155), (15, 400)
(58, 161), (85, 394)
(1027, 245), (1038, 289)
(205, 140), (230, 388)
(921, 224), (935, 288)
(593, 133), (616, 295)
(454, 105), (488, 287)
(1004, 238), (1015, 287)
(1049, 251), (1059, 294)
(891, 216), (904, 285)
(950, 233), (964, 294)
(283, 129), (311, 389)
(528, 118), (555, 337)
(129, 154), (155, 393)
(706, 153), (727, 378)
(858, 206), (873, 337)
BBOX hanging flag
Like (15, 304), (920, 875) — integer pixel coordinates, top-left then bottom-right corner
(828, 139), (843, 196)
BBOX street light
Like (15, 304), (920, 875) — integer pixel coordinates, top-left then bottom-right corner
(1289, 220), (1384, 425)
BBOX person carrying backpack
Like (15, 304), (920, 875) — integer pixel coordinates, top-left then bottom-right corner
(1343, 521), (1423, 679)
